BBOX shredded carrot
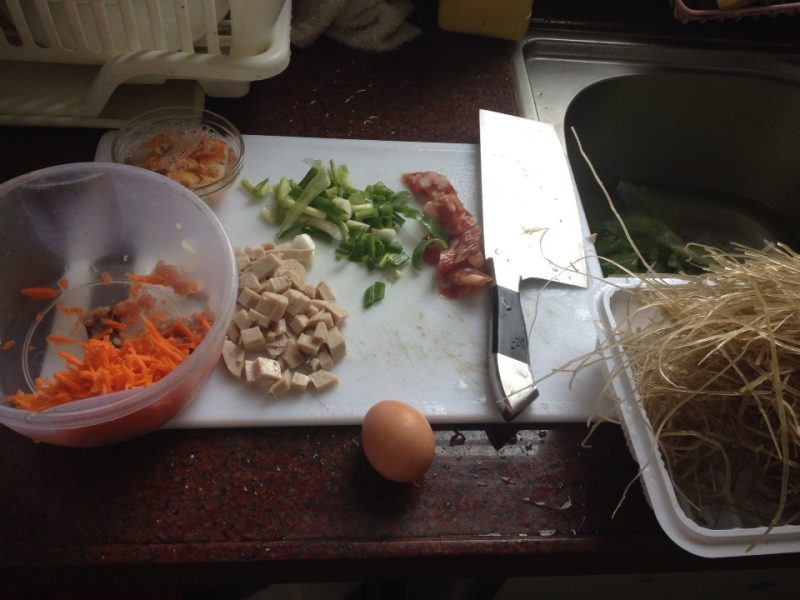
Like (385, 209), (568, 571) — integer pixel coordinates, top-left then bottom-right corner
(46, 334), (81, 345)
(57, 351), (84, 367)
(11, 263), (208, 412)
(127, 274), (170, 286)
(0, 340), (16, 351)
(8, 316), (205, 412)
(101, 271), (112, 285)
(20, 287), (61, 300)
(57, 277), (69, 290)
(152, 260), (199, 296)
(126, 262), (199, 296)
(100, 317), (126, 331)
(194, 312), (212, 333)
(57, 303), (86, 317)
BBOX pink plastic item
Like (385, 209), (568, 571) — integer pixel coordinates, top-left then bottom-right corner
(673, 0), (800, 22)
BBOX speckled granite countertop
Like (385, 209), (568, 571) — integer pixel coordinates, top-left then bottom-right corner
(2, 1), (799, 590)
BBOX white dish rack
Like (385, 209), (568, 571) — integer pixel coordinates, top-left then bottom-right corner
(0, 0), (291, 127)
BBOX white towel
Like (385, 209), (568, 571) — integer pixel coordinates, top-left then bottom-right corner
(292, 0), (420, 51)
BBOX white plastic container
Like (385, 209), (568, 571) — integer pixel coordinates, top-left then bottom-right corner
(593, 279), (800, 557)
(0, 0), (291, 127)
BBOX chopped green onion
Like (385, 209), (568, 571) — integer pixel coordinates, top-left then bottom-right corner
(400, 206), (450, 242)
(363, 281), (386, 308)
(293, 215), (344, 241)
(377, 252), (409, 269)
(260, 206), (276, 224)
(412, 238), (448, 269)
(260, 159), (451, 305)
(278, 163), (331, 238)
(241, 177), (272, 198)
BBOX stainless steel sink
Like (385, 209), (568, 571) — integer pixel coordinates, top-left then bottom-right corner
(512, 31), (800, 271)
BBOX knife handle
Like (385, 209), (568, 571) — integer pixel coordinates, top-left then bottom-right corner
(489, 283), (539, 421)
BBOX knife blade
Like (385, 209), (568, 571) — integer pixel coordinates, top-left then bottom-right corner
(479, 109), (588, 421)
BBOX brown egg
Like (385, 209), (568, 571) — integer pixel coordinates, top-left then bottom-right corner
(361, 400), (436, 483)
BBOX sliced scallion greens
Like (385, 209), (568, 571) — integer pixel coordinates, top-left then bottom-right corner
(255, 160), (451, 303)
(412, 238), (448, 269)
(363, 281), (386, 308)
(241, 177), (272, 198)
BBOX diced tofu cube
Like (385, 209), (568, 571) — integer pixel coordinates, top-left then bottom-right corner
(243, 360), (258, 383)
(275, 258), (306, 280)
(253, 356), (282, 382)
(268, 369), (292, 397)
(312, 321), (328, 343)
(265, 345), (284, 359)
(270, 318), (287, 337)
(290, 371), (310, 392)
(261, 275), (292, 294)
(326, 326), (347, 361)
(297, 332), (321, 356)
(282, 269), (306, 291)
(289, 313), (310, 334)
(237, 287), (261, 309)
(222, 339), (245, 378)
(240, 326), (265, 351)
(248, 308), (271, 328)
(302, 282), (317, 299)
(284, 289), (312, 316)
(265, 326), (287, 342)
(311, 300), (349, 325)
(281, 337), (305, 369)
(315, 281), (336, 302)
(232, 308), (252, 330)
(307, 310), (334, 330)
(265, 335), (288, 358)
(246, 253), (282, 280)
(309, 369), (339, 391)
(238, 270), (261, 291)
(316, 348), (334, 371)
(225, 322), (240, 344)
(236, 253), (251, 271)
(325, 302), (349, 325)
(272, 247), (315, 267)
(246, 246), (266, 260)
(255, 291), (288, 322)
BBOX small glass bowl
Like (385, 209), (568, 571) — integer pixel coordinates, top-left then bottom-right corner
(112, 107), (244, 205)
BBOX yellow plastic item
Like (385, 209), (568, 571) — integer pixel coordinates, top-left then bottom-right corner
(438, 0), (533, 41)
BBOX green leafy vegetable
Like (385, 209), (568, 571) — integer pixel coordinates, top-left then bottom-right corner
(594, 181), (713, 276)
(595, 214), (712, 275)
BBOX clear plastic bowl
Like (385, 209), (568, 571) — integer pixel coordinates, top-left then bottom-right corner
(111, 107), (244, 205)
(0, 163), (237, 447)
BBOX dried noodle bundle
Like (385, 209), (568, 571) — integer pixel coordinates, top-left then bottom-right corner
(617, 242), (800, 530)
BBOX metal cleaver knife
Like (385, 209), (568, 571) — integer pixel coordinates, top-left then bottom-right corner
(479, 109), (588, 421)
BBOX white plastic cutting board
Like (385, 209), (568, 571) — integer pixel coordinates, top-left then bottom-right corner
(96, 133), (606, 426)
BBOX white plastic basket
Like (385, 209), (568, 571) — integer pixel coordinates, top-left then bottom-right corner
(593, 279), (800, 557)
(0, 0), (291, 127)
